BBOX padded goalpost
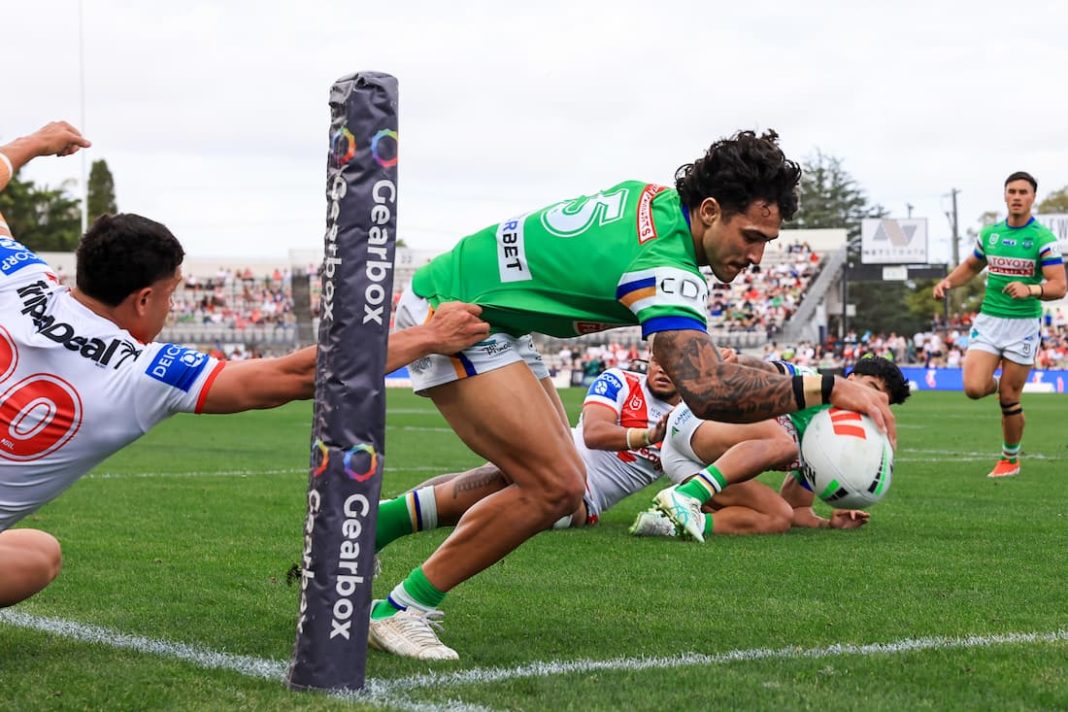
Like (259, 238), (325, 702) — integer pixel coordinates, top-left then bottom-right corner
(287, 72), (399, 692)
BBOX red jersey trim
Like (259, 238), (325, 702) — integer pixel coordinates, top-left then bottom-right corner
(194, 361), (227, 414)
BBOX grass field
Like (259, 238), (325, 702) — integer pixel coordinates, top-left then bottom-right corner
(3, 388), (1068, 711)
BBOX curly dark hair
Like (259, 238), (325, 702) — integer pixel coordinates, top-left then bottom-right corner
(76, 214), (184, 306)
(849, 356), (911, 405)
(675, 130), (802, 220)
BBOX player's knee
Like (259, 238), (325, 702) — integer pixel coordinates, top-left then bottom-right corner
(534, 463), (586, 520)
(768, 436), (800, 470)
(963, 383), (988, 399)
(768, 501), (793, 534)
(0, 532), (62, 607)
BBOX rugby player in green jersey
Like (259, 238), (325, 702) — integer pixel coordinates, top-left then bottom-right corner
(934, 172), (1066, 478)
(648, 354), (911, 542)
(369, 131), (897, 660)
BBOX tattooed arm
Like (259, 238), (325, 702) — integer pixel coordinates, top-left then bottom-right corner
(654, 330), (794, 422)
(653, 329), (896, 442)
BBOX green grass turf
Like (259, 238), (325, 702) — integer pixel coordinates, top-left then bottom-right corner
(3, 389), (1068, 710)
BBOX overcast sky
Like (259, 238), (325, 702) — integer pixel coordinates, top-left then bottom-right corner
(5, 0), (1068, 264)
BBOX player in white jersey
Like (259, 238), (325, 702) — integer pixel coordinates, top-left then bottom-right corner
(0, 122), (489, 607)
(372, 360), (681, 562)
(646, 354), (911, 542)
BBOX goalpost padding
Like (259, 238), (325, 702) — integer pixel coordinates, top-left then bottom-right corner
(287, 71), (399, 692)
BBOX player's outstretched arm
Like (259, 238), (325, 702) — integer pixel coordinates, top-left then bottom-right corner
(199, 302), (489, 414)
(653, 329), (895, 445)
(0, 122), (91, 175)
(385, 302), (489, 373)
(779, 475), (869, 529)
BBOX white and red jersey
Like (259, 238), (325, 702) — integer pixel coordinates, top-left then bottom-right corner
(0, 163), (224, 530)
(573, 368), (676, 520)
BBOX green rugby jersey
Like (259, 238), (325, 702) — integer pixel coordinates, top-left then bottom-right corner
(974, 218), (1062, 319)
(411, 181), (709, 338)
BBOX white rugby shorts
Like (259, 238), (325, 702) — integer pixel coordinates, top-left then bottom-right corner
(395, 287), (550, 395)
(659, 404), (706, 485)
(967, 313), (1041, 366)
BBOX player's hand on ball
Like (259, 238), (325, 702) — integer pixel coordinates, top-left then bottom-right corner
(1001, 281), (1031, 300)
(829, 509), (870, 529)
(428, 302), (490, 354)
(932, 279), (951, 301)
(29, 121), (91, 157)
(829, 376), (896, 448)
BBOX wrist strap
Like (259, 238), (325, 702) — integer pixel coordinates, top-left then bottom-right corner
(791, 375), (806, 411)
(821, 374), (835, 404)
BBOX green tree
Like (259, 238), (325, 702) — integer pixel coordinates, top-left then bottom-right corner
(1037, 186), (1068, 214)
(0, 171), (81, 251)
(792, 150), (887, 253)
(87, 159), (117, 223)
(792, 152), (929, 335)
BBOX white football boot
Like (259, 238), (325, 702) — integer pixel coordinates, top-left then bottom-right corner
(628, 509), (678, 538)
(368, 602), (459, 661)
(653, 485), (706, 543)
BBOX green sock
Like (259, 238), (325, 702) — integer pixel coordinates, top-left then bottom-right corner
(703, 513), (714, 538)
(372, 566), (447, 619)
(1002, 442), (1021, 464)
(375, 487), (439, 552)
(375, 496), (414, 552)
(675, 465), (728, 505)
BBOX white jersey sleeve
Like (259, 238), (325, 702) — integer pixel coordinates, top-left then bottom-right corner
(134, 342), (226, 427)
(659, 403), (706, 484)
(582, 368), (630, 414)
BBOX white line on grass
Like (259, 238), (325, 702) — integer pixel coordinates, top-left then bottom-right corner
(363, 628), (1068, 696)
(0, 610), (491, 712)
(0, 609), (286, 679)
(4, 609), (1067, 710)
(87, 465), (459, 480)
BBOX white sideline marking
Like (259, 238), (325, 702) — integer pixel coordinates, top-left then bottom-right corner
(5, 609), (1066, 710)
(87, 465), (456, 480)
(0, 609), (286, 680)
(364, 628), (1068, 696)
(0, 610), (491, 712)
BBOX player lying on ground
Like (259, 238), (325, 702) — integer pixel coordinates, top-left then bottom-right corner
(646, 354), (911, 542)
(933, 171), (1065, 479)
(0, 122), (489, 608)
(374, 357), (909, 563)
(371, 130), (896, 661)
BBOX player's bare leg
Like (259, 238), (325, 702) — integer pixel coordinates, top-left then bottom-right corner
(962, 349), (1001, 400)
(703, 479), (793, 535)
(655, 420), (796, 541)
(0, 529), (62, 607)
(369, 362), (585, 660)
(421, 364), (583, 588)
(989, 358), (1030, 478)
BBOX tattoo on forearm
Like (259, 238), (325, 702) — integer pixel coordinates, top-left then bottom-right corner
(451, 465), (505, 500)
(653, 330), (795, 423)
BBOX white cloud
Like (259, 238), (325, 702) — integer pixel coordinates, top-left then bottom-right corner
(6, 0), (1068, 264)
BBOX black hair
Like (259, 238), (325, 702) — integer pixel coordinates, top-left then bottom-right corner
(849, 356), (910, 406)
(76, 213), (184, 306)
(1005, 171), (1037, 192)
(675, 130), (802, 220)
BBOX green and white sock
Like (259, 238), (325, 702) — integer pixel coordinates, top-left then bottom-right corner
(375, 486), (438, 552)
(675, 464), (729, 505)
(371, 566), (447, 620)
(1002, 442), (1021, 464)
(703, 513), (714, 538)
